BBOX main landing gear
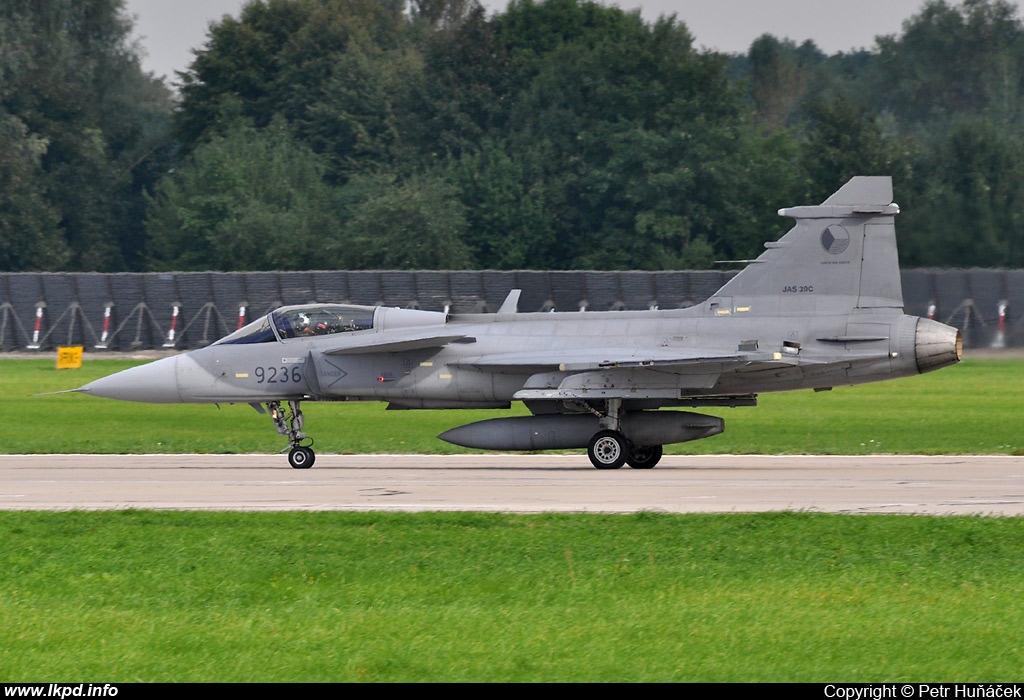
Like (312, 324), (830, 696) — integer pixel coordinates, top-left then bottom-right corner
(587, 431), (664, 469)
(585, 399), (664, 470)
(267, 400), (315, 469)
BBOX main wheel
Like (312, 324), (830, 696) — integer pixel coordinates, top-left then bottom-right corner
(626, 444), (663, 469)
(588, 430), (627, 469)
(288, 446), (315, 469)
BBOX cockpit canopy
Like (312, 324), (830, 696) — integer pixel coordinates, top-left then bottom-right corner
(215, 304), (375, 345)
(273, 305), (374, 339)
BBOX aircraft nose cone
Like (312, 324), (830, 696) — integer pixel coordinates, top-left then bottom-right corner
(80, 355), (182, 403)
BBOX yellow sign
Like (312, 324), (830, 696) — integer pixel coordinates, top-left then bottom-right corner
(56, 346), (83, 370)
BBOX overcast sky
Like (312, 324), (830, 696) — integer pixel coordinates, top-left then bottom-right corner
(125, 0), (978, 83)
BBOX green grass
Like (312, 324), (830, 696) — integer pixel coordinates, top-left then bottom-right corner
(3, 356), (1021, 454)
(3, 510), (1024, 682)
(3, 358), (1024, 681)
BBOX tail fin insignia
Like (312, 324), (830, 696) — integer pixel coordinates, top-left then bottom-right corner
(712, 176), (903, 314)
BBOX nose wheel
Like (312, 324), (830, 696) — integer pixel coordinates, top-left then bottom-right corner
(288, 445), (315, 469)
(268, 400), (315, 468)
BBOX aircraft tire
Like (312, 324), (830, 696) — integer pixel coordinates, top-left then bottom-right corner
(626, 444), (663, 469)
(588, 430), (627, 469)
(288, 446), (315, 469)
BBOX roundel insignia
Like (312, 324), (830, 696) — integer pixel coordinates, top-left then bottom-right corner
(821, 225), (850, 255)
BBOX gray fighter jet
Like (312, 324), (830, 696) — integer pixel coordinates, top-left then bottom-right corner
(74, 177), (961, 469)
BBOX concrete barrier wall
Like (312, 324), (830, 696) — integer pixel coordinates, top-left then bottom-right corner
(1, 269), (1019, 351)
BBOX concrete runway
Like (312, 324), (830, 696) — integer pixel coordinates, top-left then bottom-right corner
(1, 454), (1023, 515)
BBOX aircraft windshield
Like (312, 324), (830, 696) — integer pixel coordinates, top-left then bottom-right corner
(215, 316), (277, 345)
(272, 305), (375, 340)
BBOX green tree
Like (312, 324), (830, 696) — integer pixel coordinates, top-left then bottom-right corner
(872, 0), (1024, 126)
(404, 3), (510, 165)
(446, 140), (551, 269)
(146, 119), (344, 271)
(410, 0), (476, 33)
(799, 94), (904, 203)
(0, 113), (67, 270)
(499, 6), (755, 268)
(297, 35), (423, 184)
(0, 0), (172, 271)
(177, 0), (409, 159)
(343, 174), (475, 269)
(899, 119), (1024, 267)
(175, 0), (316, 148)
(746, 35), (815, 131)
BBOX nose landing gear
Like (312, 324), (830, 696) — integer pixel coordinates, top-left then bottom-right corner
(268, 400), (315, 469)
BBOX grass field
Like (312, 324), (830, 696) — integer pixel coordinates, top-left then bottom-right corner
(2, 356), (1022, 681)
(2, 356), (1020, 455)
(3, 510), (1024, 682)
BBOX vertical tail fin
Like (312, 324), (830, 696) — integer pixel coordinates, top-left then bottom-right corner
(712, 176), (903, 314)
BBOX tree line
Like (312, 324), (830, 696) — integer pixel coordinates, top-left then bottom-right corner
(3, 0), (1024, 272)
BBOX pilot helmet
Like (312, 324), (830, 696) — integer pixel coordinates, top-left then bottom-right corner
(297, 312), (310, 329)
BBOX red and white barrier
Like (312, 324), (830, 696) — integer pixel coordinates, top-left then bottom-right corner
(26, 303), (45, 350)
(992, 300), (1008, 349)
(95, 303), (113, 349)
(163, 303), (181, 348)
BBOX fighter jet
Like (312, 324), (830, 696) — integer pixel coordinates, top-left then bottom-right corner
(74, 176), (961, 469)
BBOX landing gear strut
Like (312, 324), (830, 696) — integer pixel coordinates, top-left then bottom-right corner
(585, 399), (664, 469)
(268, 400), (315, 469)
